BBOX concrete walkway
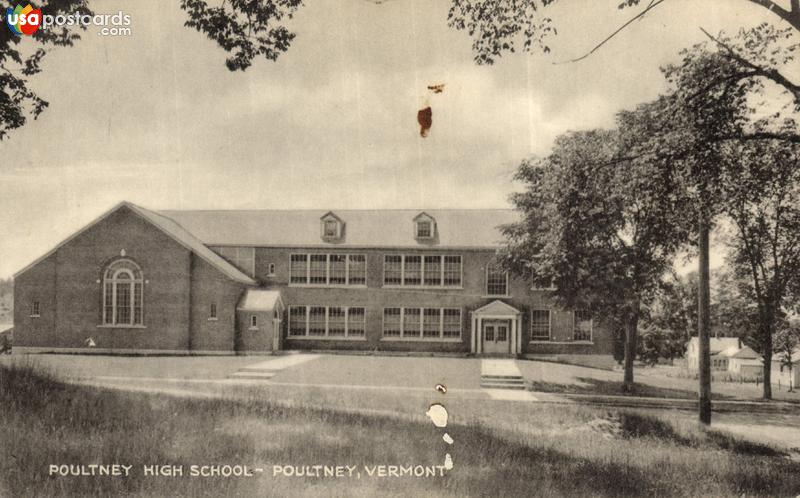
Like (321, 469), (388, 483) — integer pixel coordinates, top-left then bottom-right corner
(230, 354), (320, 380)
(480, 359), (537, 400)
(481, 359), (523, 377)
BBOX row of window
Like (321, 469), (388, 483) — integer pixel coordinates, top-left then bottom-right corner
(288, 253), (465, 288)
(281, 307), (591, 341)
(290, 254), (367, 286)
(383, 255), (462, 287)
(288, 305), (366, 338)
(214, 248), (526, 292)
(382, 308), (462, 340)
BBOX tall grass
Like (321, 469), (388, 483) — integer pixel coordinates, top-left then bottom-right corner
(1, 363), (798, 497)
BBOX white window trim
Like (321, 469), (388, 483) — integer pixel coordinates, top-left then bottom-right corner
(101, 259), (144, 328)
(485, 264), (510, 297)
(380, 307), (462, 342)
(287, 305), (367, 340)
(321, 217), (342, 239)
(208, 303), (218, 322)
(249, 314), (258, 330)
(267, 263), (276, 276)
(30, 301), (40, 318)
(530, 309), (551, 341)
(572, 310), (594, 342)
(382, 254), (463, 289)
(416, 220), (434, 239)
(289, 254), (368, 287)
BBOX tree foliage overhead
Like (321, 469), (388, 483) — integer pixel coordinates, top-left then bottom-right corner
(0, 0), (91, 139)
(446, 0), (558, 64)
(180, 0), (302, 71)
(446, 0), (800, 68)
(0, 0), (302, 140)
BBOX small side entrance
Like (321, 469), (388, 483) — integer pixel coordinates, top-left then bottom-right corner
(482, 320), (510, 354)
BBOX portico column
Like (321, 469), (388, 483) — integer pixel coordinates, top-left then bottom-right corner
(476, 316), (482, 354)
(510, 316), (517, 355)
(470, 313), (477, 353)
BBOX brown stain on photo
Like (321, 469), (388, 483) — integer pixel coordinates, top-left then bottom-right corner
(427, 84), (445, 94)
(417, 106), (432, 137)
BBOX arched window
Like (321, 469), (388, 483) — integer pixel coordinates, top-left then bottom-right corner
(103, 259), (144, 326)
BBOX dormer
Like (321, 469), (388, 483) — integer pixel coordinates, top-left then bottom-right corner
(320, 211), (344, 241)
(413, 212), (436, 240)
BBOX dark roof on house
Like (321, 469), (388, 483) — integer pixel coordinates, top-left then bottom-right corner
(159, 209), (519, 248)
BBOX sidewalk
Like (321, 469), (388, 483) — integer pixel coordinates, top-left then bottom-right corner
(549, 391), (799, 414)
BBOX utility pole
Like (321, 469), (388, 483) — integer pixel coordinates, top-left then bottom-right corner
(698, 213), (712, 424)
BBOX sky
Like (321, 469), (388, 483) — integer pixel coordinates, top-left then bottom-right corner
(0, 0), (782, 278)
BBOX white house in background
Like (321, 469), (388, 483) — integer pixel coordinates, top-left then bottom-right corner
(727, 346), (762, 376)
(772, 348), (800, 391)
(686, 337), (742, 371)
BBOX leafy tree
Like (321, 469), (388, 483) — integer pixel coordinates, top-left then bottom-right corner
(774, 319), (800, 391)
(719, 137), (800, 398)
(0, 0), (91, 139)
(501, 128), (690, 391)
(447, 0), (800, 103)
(179, 0), (302, 71)
(639, 272), (696, 363)
(713, 267), (759, 340)
(0, 0), (301, 139)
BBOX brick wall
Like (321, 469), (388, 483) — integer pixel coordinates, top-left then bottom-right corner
(189, 255), (245, 352)
(248, 246), (612, 355)
(15, 206), (194, 351)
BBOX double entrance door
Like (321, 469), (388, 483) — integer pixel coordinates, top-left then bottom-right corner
(482, 319), (510, 354)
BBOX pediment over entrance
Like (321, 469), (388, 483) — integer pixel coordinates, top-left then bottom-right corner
(474, 300), (520, 317)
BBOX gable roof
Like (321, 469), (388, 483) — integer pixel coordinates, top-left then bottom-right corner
(718, 345), (743, 358)
(474, 300), (521, 316)
(129, 204), (256, 285)
(731, 346), (761, 360)
(688, 337), (741, 355)
(238, 289), (283, 311)
(159, 209), (518, 248)
(320, 211), (343, 222)
(15, 202), (256, 285)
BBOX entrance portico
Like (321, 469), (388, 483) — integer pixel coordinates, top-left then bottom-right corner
(470, 300), (522, 356)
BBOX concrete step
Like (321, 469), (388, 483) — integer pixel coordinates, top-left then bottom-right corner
(229, 371), (276, 380)
(481, 382), (528, 391)
(239, 366), (280, 373)
(481, 380), (528, 389)
(481, 374), (525, 380)
(480, 373), (526, 390)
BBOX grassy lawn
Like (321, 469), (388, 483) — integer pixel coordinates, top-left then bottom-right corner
(271, 355), (483, 390)
(523, 354), (617, 371)
(518, 359), (800, 402)
(3, 364), (800, 497)
(0, 354), (260, 379)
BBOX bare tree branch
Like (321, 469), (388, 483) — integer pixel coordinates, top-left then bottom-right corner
(556, 0), (668, 64)
(699, 27), (800, 102)
(746, 0), (800, 30)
